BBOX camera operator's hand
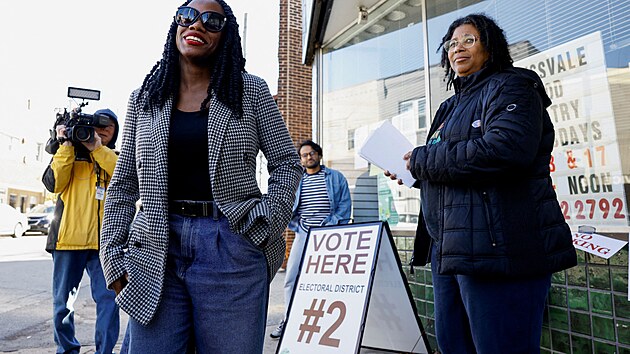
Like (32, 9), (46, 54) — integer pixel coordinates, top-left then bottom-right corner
(55, 125), (72, 146)
(81, 131), (103, 152)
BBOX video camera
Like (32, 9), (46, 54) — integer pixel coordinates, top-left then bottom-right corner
(46, 87), (110, 154)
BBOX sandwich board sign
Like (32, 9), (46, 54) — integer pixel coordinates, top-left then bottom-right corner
(276, 221), (431, 354)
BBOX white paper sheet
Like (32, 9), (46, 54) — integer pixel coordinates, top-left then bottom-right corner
(358, 120), (416, 187)
(572, 232), (628, 260)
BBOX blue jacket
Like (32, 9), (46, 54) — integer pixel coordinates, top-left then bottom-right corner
(288, 165), (352, 232)
(410, 66), (576, 277)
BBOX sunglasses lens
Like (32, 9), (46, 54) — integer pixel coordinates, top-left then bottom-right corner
(201, 12), (226, 32)
(175, 7), (199, 26)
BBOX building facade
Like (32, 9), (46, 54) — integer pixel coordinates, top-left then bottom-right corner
(278, 0), (314, 268)
(299, 0), (630, 352)
(0, 131), (47, 212)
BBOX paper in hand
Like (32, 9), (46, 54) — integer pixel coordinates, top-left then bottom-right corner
(358, 120), (416, 187)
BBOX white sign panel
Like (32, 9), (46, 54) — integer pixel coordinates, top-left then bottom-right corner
(277, 222), (429, 354)
(515, 31), (629, 232)
(572, 232), (628, 259)
(362, 229), (428, 353)
(279, 224), (380, 354)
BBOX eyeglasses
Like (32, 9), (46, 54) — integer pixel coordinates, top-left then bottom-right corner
(300, 151), (318, 158)
(174, 6), (226, 33)
(442, 33), (479, 52)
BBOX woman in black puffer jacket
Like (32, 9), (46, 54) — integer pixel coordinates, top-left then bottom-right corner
(389, 13), (576, 354)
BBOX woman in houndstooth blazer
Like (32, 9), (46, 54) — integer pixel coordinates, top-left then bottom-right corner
(99, 0), (302, 352)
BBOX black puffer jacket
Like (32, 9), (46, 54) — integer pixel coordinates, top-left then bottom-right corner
(410, 66), (577, 277)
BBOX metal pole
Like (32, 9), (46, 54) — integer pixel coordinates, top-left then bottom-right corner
(421, 0), (432, 122)
(243, 12), (248, 58)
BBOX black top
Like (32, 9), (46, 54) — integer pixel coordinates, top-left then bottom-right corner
(168, 109), (213, 201)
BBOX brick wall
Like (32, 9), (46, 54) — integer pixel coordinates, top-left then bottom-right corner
(278, 0), (312, 268)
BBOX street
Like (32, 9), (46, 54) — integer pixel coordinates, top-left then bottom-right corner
(0, 234), (287, 354)
(0, 233), (128, 353)
(0, 234), (396, 354)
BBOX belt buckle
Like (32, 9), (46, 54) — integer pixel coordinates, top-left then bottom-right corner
(173, 200), (214, 217)
(181, 201), (196, 217)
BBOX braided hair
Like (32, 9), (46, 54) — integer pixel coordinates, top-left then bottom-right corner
(439, 13), (512, 90)
(139, 0), (246, 116)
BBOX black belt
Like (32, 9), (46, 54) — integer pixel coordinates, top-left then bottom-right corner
(169, 200), (221, 218)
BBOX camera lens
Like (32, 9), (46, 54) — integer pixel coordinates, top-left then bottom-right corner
(74, 126), (93, 142)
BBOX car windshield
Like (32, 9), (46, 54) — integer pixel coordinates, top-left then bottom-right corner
(30, 205), (54, 213)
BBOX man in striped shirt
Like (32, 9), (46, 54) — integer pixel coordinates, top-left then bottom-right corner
(270, 140), (352, 339)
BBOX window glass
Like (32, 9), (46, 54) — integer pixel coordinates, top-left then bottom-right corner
(320, 0), (424, 230)
(426, 0), (630, 232)
(319, 0), (629, 234)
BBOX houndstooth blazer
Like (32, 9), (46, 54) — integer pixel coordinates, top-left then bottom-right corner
(99, 73), (302, 325)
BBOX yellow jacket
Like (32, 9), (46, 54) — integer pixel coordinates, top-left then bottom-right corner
(44, 145), (118, 251)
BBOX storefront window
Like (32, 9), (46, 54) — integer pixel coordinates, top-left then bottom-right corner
(319, 0), (629, 230)
(423, 0), (630, 351)
(426, 0), (630, 234)
(317, 0), (629, 350)
(320, 0), (424, 232)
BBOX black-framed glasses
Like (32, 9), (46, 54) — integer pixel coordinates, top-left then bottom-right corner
(300, 151), (318, 158)
(174, 6), (226, 33)
(442, 33), (479, 52)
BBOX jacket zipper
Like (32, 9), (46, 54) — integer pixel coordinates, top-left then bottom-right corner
(481, 191), (497, 247)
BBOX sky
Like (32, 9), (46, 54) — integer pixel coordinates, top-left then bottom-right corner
(0, 0), (280, 143)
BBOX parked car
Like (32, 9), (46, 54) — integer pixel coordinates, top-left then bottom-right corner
(0, 203), (30, 238)
(26, 204), (56, 235)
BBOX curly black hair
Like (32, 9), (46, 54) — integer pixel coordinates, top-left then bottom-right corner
(139, 0), (246, 116)
(439, 13), (513, 90)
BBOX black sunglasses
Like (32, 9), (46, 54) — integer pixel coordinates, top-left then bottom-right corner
(174, 6), (226, 33)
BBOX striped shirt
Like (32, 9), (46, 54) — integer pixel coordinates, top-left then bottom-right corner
(297, 169), (330, 231)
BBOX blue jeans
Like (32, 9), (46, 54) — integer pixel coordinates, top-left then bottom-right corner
(52, 250), (120, 354)
(120, 323), (194, 354)
(283, 227), (307, 314)
(431, 244), (551, 354)
(127, 214), (269, 354)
